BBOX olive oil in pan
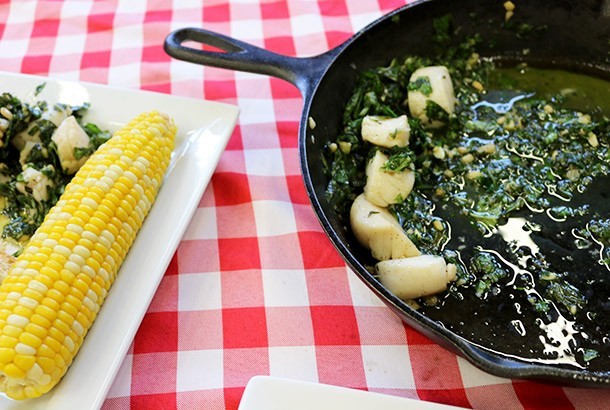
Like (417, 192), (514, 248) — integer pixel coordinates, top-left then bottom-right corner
(416, 68), (610, 372)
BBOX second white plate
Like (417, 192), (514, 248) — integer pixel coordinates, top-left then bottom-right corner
(239, 376), (466, 410)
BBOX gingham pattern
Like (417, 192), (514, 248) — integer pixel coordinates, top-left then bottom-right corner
(1, 1), (609, 409)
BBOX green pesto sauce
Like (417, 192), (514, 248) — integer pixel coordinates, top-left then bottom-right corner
(0, 91), (110, 251)
(491, 67), (610, 115)
(324, 51), (610, 369)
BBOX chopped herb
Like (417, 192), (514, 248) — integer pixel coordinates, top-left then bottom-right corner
(34, 83), (46, 96)
(582, 349), (599, 363)
(382, 147), (415, 172)
(432, 14), (453, 47)
(408, 76), (433, 96)
(424, 100), (449, 123)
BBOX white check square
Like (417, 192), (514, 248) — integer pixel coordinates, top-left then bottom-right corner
(269, 346), (319, 382)
(262, 269), (309, 307)
(177, 349), (224, 391)
(178, 272), (222, 311)
(361, 345), (415, 389)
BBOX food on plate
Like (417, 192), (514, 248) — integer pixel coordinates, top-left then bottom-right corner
(0, 111), (176, 399)
(0, 90), (112, 274)
(324, 17), (610, 369)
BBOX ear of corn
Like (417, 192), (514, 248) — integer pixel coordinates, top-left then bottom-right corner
(0, 111), (176, 400)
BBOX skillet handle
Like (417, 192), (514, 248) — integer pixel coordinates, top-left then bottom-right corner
(164, 27), (335, 98)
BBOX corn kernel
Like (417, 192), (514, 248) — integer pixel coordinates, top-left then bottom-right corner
(4, 363), (26, 379)
(30, 314), (51, 329)
(54, 354), (66, 369)
(13, 354), (36, 371)
(0, 348), (16, 364)
(44, 332), (63, 353)
(19, 332), (42, 350)
(13, 306), (33, 319)
(37, 356), (56, 373)
(51, 319), (70, 337)
(0, 335), (17, 348)
(21, 291), (42, 305)
(53, 281), (71, 295)
(2, 324), (23, 338)
(35, 304), (58, 322)
(24, 323), (47, 340)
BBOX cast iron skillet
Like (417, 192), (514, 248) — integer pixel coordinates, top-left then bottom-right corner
(165, 0), (610, 387)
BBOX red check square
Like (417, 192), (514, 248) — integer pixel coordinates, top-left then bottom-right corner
(299, 232), (344, 268)
(379, 0), (409, 11)
(222, 307), (268, 348)
(21, 55), (51, 75)
(144, 9), (172, 23)
(277, 121), (300, 149)
(87, 13), (114, 32)
(405, 325), (435, 346)
(165, 253), (180, 276)
(286, 175), (309, 204)
(319, 0), (348, 16)
(513, 381), (574, 409)
(261, 1), (290, 19)
(142, 44), (169, 63)
(223, 387), (245, 410)
(30, 18), (60, 38)
(204, 79), (238, 102)
(130, 393), (177, 410)
(212, 172), (252, 206)
(416, 389), (471, 409)
(134, 312), (178, 354)
(310, 305), (360, 345)
(218, 237), (261, 271)
(203, 3), (230, 22)
(81, 50), (111, 69)
(409, 344), (464, 390)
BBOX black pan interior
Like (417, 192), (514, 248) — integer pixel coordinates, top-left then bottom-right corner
(300, 0), (610, 386)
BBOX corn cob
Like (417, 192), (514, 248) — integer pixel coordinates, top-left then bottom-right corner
(0, 111), (176, 399)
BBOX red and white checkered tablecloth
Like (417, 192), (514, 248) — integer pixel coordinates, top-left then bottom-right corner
(1, 1), (610, 409)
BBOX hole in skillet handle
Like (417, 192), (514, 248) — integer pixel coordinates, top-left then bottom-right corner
(164, 27), (289, 78)
(163, 27), (339, 100)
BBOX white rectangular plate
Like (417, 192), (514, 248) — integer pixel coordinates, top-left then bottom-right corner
(239, 377), (466, 410)
(0, 72), (239, 409)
